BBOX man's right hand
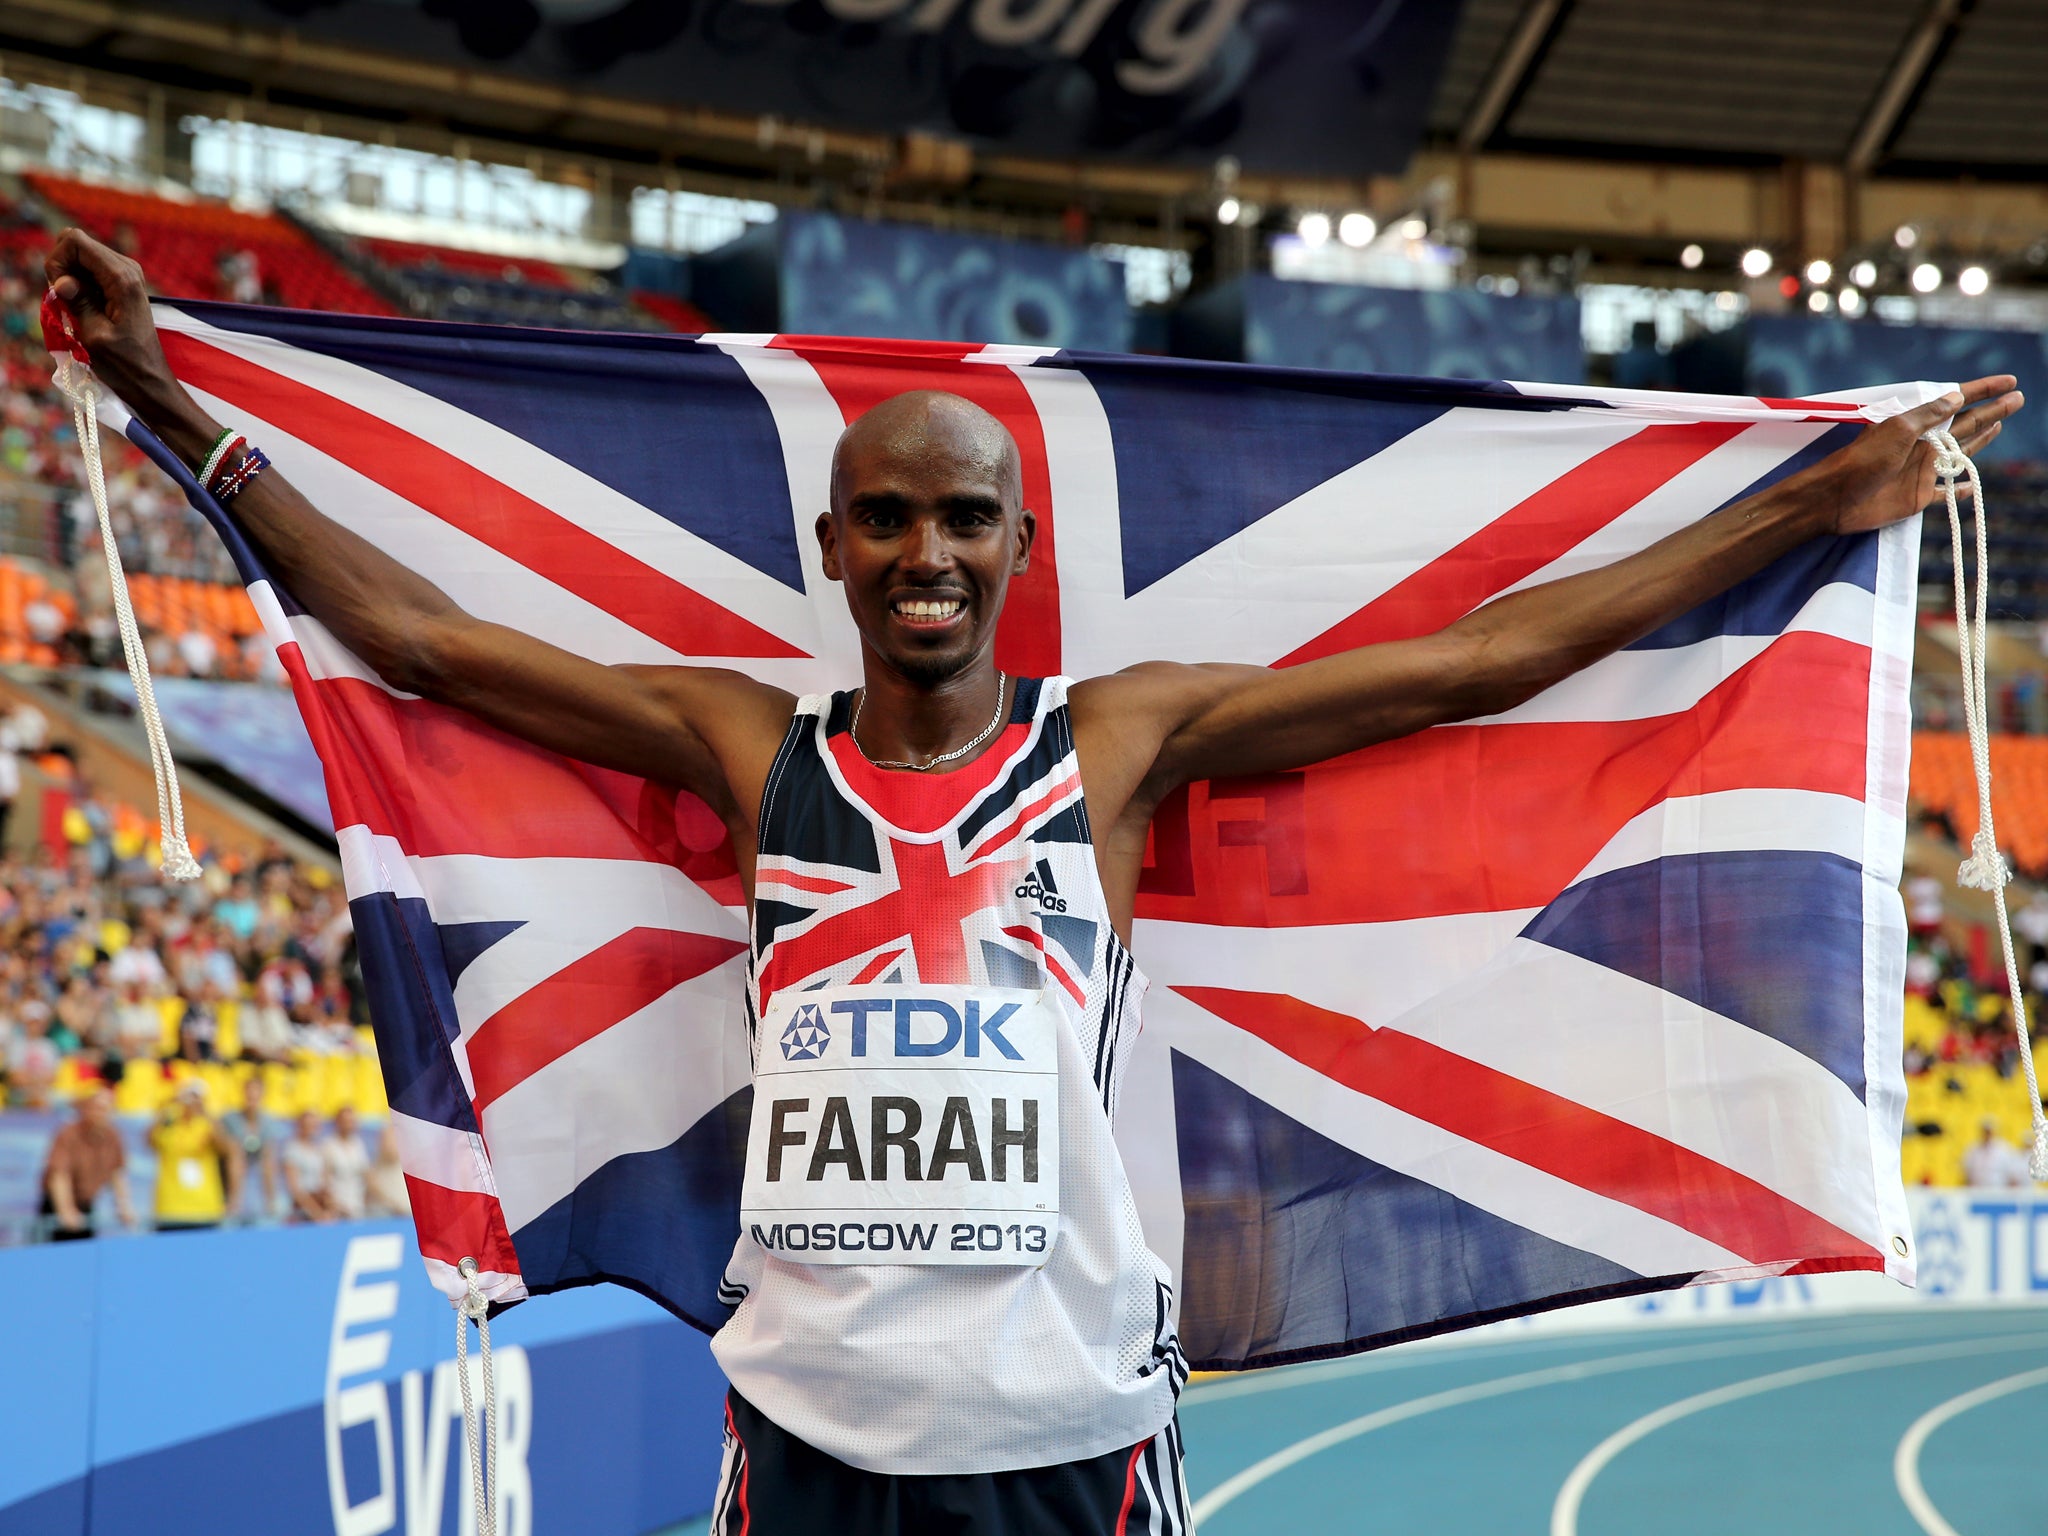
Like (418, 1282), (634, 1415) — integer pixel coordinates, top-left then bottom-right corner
(44, 228), (177, 418)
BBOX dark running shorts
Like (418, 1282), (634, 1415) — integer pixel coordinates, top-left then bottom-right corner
(709, 1390), (1192, 1535)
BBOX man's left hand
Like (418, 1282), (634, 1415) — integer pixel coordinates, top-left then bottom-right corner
(1830, 375), (2024, 534)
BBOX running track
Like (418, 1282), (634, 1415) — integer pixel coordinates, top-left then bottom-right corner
(663, 1306), (2048, 1533)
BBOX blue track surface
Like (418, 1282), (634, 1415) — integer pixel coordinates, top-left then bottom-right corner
(654, 1307), (2048, 1534)
(1180, 1307), (2048, 1534)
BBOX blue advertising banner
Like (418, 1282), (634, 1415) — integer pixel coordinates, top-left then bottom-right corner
(0, 1222), (724, 1536)
(780, 212), (1133, 351)
(92, 672), (333, 834)
(1233, 275), (1585, 383)
(1749, 315), (2048, 463)
(144, 0), (1463, 178)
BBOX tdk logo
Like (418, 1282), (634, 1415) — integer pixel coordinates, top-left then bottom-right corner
(1015, 858), (1067, 913)
(780, 1003), (830, 1061)
(830, 997), (1023, 1061)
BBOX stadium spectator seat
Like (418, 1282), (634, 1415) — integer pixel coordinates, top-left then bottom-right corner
(25, 172), (396, 316)
(1912, 731), (2048, 879)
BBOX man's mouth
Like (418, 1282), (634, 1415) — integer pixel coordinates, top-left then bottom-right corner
(890, 594), (967, 626)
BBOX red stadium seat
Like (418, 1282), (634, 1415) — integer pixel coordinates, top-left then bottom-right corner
(27, 172), (397, 317)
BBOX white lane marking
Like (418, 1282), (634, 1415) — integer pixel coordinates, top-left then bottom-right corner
(1188, 1322), (2041, 1524)
(1893, 1364), (2048, 1536)
(1549, 1337), (2048, 1536)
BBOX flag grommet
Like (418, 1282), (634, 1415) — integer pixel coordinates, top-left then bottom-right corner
(1892, 1236), (1910, 1256)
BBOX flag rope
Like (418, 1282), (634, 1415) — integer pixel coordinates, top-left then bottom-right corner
(455, 1256), (499, 1536)
(1926, 426), (2048, 1178)
(51, 356), (201, 882)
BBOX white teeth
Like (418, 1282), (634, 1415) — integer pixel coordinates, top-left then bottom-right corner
(896, 599), (963, 620)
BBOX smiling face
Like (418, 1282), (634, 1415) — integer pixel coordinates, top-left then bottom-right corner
(817, 391), (1033, 686)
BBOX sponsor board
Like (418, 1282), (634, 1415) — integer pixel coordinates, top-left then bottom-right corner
(0, 1220), (722, 1536)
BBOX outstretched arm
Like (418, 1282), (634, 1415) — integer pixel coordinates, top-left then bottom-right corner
(1076, 378), (2021, 808)
(44, 229), (792, 817)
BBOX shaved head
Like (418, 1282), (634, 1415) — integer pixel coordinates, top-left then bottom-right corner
(816, 388), (1035, 687)
(830, 390), (1023, 518)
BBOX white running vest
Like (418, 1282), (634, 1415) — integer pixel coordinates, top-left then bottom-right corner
(711, 676), (1185, 1475)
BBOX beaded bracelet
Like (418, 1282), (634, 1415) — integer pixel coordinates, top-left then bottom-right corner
(197, 429), (243, 490)
(214, 446), (270, 504)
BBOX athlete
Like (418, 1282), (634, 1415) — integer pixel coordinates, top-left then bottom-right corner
(46, 227), (2020, 1533)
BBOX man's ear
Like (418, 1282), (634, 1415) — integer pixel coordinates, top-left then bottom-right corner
(1013, 508), (1036, 575)
(815, 510), (843, 582)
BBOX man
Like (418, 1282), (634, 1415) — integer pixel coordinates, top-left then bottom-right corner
(149, 1077), (237, 1231)
(1962, 1117), (2031, 1188)
(323, 1104), (371, 1221)
(219, 1074), (277, 1221)
(46, 227), (2020, 1532)
(40, 1084), (135, 1239)
(282, 1108), (336, 1223)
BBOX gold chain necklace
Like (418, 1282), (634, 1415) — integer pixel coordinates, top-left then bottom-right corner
(851, 672), (1009, 772)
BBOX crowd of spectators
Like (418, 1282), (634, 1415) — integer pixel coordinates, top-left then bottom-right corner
(0, 718), (391, 1238)
(0, 222), (267, 682)
(1898, 845), (2048, 1186)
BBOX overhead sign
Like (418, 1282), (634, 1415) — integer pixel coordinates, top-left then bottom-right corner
(196, 0), (1464, 177)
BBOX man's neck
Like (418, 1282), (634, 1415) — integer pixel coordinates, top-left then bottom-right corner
(852, 656), (1008, 770)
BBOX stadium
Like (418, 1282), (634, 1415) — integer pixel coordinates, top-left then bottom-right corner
(0, 2), (2041, 1533)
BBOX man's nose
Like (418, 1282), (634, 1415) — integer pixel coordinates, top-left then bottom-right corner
(899, 514), (954, 575)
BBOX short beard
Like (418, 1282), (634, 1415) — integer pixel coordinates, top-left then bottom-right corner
(890, 646), (977, 688)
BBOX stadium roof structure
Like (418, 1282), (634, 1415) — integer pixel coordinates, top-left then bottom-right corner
(0, 0), (2040, 186)
(1430, 0), (2046, 180)
(0, 0), (2040, 281)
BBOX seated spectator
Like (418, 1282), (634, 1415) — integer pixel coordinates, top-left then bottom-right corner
(214, 877), (259, 942)
(40, 1085), (134, 1239)
(1963, 1118), (2032, 1188)
(106, 978), (164, 1065)
(175, 1001), (216, 1063)
(54, 974), (103, 1055)
(219, 1075), (277, 1223)
(6, 998), (59, 1108)
(283, 1109), (335, 1223)
(366, 1122), (410, 1219)
(324, 1104), (370, 1222)
(149, 1078), (236, 1232)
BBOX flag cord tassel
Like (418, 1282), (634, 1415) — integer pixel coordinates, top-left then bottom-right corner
(456, 1256), (500, 1536)
(1928, 425), (2048, 1179)
(50, 356), (201, 881)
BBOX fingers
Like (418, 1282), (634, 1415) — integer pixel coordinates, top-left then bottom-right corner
(1896, 389), (1968, 436)
(1895, 381), (2023, 445)
(1956, 388), (2023, 433)
(1956, 419), (2003, 458)
(1958, 374), (2020, 405)
(42, 227), (134, 316)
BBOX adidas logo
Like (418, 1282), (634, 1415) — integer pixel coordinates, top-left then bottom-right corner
(1014, 858), (1068, 914)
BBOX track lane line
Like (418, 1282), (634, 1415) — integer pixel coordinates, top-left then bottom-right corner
(1189, 1320), (2040, 1525)
(1549, 1337), (2048, 1536)
(1893, 1364), (2048, 1536)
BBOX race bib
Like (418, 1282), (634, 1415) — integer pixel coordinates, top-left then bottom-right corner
(741, 985), (1060, 1267)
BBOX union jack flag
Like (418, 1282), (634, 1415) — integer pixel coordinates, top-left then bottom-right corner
(113, 302), (1931, 1369)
